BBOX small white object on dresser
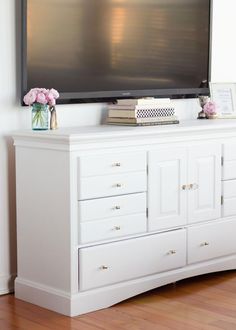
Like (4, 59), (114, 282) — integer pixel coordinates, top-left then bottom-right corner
(13, 120), (236, 316)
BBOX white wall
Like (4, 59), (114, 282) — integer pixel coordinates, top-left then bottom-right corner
(211, 0), (236, 82)
(0, 0), (235, 294)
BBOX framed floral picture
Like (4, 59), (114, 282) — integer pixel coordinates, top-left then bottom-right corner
(210, 83), (236, 118)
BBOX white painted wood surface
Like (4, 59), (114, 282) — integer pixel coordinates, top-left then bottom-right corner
(79, 229), (186, 291)
(188, 143), (221, 224)
(78, 193), (146, 222)
(79, 213), (147, 244)
(188, 218), (236, 264)
(13, 120), (236, 316)
(222, 180), (236, 217)
(148, 147), (187, 231)
(78, 171), (147, 200)
(78, 151), (146, 177)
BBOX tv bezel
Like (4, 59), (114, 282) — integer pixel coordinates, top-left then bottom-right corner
(21, 0), (212, 104)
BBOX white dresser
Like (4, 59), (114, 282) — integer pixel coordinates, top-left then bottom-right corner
(13, 120), (236, 316)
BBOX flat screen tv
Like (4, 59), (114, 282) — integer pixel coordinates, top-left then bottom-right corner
(21, 0), (211, 104)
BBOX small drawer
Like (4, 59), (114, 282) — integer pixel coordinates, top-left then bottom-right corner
(222, 180), (236, 217)
(188, 218), (236, 264)
(222, 142), (236, 180)
(78, 193), (146, 222)
(222, 161), (236, 180)
(79, 229), (186, 291)
(78, 171), (147, 200)
(79, 213), (147, 244)
(78, 151), (146, 177)
(223, 141), (236, 161)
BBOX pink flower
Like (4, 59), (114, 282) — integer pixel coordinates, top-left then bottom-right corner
(49, 88), (59, 99)
(46, 91), (57, 106)
(32, 88), (49, 94)
(23, 87), (59, 106)
(36, 92), (47, 104)
(23, 90), (37, 105)
(203, 101), (217, 115)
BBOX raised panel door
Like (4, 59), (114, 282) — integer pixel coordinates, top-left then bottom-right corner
(188, 143), (221, 224)
(148, 147), (187, 231)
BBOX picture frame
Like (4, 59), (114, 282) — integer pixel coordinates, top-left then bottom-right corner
(210, 83), (236, 118)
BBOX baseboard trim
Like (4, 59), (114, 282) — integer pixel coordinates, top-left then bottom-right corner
(15, 278), (71, 315)
(15, 255), (236, 316)
(0, 274), (16, 295)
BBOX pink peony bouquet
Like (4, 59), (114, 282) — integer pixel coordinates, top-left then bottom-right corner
(23, 88), (59, 106)
(203, 101), (217, 116)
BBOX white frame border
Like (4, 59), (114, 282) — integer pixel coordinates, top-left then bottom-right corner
(210, 83), (236, 118)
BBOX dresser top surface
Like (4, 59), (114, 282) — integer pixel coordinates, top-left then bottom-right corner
(12, 119), (236, 142)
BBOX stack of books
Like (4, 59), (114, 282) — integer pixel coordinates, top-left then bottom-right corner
(106, 98), (179, 126)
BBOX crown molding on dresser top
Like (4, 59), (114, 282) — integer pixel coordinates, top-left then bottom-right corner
(12, 119), (236, 151)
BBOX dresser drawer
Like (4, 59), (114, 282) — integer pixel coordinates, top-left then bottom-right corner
(188, 219), (236, 264)
(79, 229), (186, 291)
(222, 142), (236, 180)
(222, 161), (236, 180)
(222, 180), (236, 217)
(79, 213), (147, 244)
(78, 151), (146, 177)
(78, 193), (146, 222)
(78, 171), (147, 200)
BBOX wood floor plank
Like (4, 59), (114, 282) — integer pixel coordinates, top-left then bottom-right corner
(0, 271), (235, 330)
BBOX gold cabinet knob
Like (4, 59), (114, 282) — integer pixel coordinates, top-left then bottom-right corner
(114, 226), (121, 231)
(100, 265), (109, 270)
(200, 242), (210, 247)
(115, 183), (122, 188)
(168, 250), (177, 255)
(113, 162), (121, 167)
(114, 205), (121, 210)
(190, 183), (199, 190)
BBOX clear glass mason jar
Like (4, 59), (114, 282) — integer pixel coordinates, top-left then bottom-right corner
(31, 103), (49, 130)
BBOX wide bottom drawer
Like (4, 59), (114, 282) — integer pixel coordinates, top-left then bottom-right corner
(188, 218), (236, 264)
(79, 229), (186, 291)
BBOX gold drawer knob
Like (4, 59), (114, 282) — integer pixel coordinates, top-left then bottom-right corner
(200, 242), (210, 247)
(113, 162), (121, 167)
(114, 226), (121, 231)
(190, 183), (199, 190)
(100, 265), (109, 270)
(168, 250), (176, 255)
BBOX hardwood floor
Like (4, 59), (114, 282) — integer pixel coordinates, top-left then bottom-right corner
(0, 271), (236, 330)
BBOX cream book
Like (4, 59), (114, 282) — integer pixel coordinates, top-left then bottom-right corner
(107, 116), (179, 124)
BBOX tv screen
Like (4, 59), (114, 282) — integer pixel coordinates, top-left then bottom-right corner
(21, 0), (211, 103)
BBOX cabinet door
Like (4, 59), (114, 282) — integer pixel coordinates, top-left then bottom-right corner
(188, 143), (221, 224)
(148, 147), (187, 231)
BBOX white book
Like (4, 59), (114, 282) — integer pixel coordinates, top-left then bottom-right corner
(108, 104), (172, 110)
(116, 98), (171, 106)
